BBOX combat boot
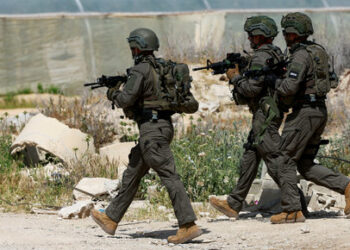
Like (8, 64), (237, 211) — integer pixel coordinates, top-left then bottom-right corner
(209, 196), (239, 219)
(167, 222), (202, 244)
(270, 211), (305, 224)
(344, 182), (350, 216)
(91, 209), (118, 235)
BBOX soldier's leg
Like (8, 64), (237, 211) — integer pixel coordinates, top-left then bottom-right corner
(140, 122), (196, 226)
(227, 139), (261, 212)
(297, 115), (350, 194)
(106, 144), (150, 222)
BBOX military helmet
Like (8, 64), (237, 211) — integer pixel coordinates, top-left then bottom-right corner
(244, 16), (278, 38)
(281, 12), (314, 36)
(127, 28), (159, 51)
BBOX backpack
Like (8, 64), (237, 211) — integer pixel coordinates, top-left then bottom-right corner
(143, 59), (198, 114)
(305, 43), (338, 97)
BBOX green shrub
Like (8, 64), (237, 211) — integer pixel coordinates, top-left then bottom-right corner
(319, 124), (350, 176)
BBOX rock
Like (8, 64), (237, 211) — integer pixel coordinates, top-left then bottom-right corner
(300, 226), (310, 234)
(147, 185), (159, 200)
(256, 173), (281, 213)
(99, 142), (135, 166)
(255, 213), (263, 220)
(198, 102), (220, 113)
(158, 205), (167, 212)
(199, 212), (210, 217)
(73, 177), (120, 200)
(118, 165), (128, 181)
(58, 200), (94, 219)
(20, 163), (69, 182)
(129, 200), (150, 210)
(11, 113), (95, 166)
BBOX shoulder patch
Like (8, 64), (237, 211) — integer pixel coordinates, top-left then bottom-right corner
(289, 71), (299, 79)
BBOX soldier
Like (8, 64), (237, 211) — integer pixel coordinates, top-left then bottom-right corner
(209, 16), (286, 219)
(90, 28), (202, 243)
(270, 12), (350, 223)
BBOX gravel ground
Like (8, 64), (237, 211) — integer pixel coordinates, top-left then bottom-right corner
(1, 212), (350, 249)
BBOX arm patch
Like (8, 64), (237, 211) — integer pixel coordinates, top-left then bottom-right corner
(289, 71), (299, 79)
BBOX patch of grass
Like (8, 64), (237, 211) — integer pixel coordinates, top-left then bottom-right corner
(37, 83), (62, 95)
(319, 123), (350, 176)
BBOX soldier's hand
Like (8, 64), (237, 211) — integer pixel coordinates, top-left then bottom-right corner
(106, 87), (120, 101)
(226, 65), (240, 80)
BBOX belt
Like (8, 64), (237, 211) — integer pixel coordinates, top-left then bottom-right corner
(137, 109), (172, 125)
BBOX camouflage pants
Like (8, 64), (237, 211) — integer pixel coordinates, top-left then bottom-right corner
(227, 109), (283, 212)
(106, 119), (197, 226)
(278, 105), (350, 212)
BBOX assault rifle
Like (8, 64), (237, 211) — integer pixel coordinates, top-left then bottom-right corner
(84, 75), (128, 109)
(84, 75), (127, 90)
(192, 53), (248, 75)
(243, 58), (288, 79)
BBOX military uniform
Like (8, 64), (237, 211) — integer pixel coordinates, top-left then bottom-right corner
(227, 43), (285, 212)
(270, 12), (350, 217)
(105, 54), (198, 226)
(276, 41), (350, 212)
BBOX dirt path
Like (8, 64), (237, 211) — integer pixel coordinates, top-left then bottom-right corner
(1, 212), (349, 249)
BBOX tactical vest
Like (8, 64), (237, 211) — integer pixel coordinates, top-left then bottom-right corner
(303, 42), (338, 97)
(143, 58), (194, 113)
(233, 44), (283, 107)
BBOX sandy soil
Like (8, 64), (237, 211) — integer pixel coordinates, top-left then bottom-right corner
(1, 212), (350, 250)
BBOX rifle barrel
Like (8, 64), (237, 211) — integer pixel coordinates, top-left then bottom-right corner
(84, 82), (99, 86)
(192, 66), (209, 71)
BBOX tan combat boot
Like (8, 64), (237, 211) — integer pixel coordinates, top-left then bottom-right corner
(344, 182), (350, 216)
(167, 222), (202, 244)
(209, 196), (239, 219)
(270, 211), (305, 224)
(91, 209), (118, 235)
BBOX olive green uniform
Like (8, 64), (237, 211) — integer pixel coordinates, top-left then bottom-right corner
(105, 55), (198, 226)
(276, 42), (350, 212)
(227, 44), (284, 212)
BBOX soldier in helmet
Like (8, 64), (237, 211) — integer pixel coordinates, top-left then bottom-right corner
(270, 12), (350, 223)
(90, 28), (202, 243)
(209, 16), (286, 219)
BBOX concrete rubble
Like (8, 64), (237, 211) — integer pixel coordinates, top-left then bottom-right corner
(58, 200), (94, 219)
(20, 163), (69, 182)
(99, 141), (135, 166)
(241, 174), (346, 215)
(73, 177), (120, 201)
(10, 113), (95, 166)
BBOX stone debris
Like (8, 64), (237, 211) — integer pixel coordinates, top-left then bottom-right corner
(300, 226), (310, 234)
(198, 102), (220, 113)
(73, 177), (120, 201)
(10, 113), (95, 166)
(20, 163), (69, 182)
(58, 200), (94, 219)
(99, 141), (135, 166)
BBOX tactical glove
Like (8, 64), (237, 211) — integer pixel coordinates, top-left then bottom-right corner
(106, 87), (120, 101)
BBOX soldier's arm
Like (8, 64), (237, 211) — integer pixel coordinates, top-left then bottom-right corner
(177, 92), (199, 114)
(277, 50), (310, 96)
(112, 69), (144, 108)
(233, 52), (269, 98)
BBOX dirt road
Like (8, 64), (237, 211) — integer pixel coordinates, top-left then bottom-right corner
(0, 212), (349, 249)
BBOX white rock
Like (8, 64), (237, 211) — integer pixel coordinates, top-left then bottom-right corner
(11, 113), (95, 165)
(58, 200), (94, 219)
(118, 165), (128, 181)
(73, 177), (120, 200)
(99, 142), (135, 166)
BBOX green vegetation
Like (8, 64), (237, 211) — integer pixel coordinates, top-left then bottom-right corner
(0, 83), (62, 109)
